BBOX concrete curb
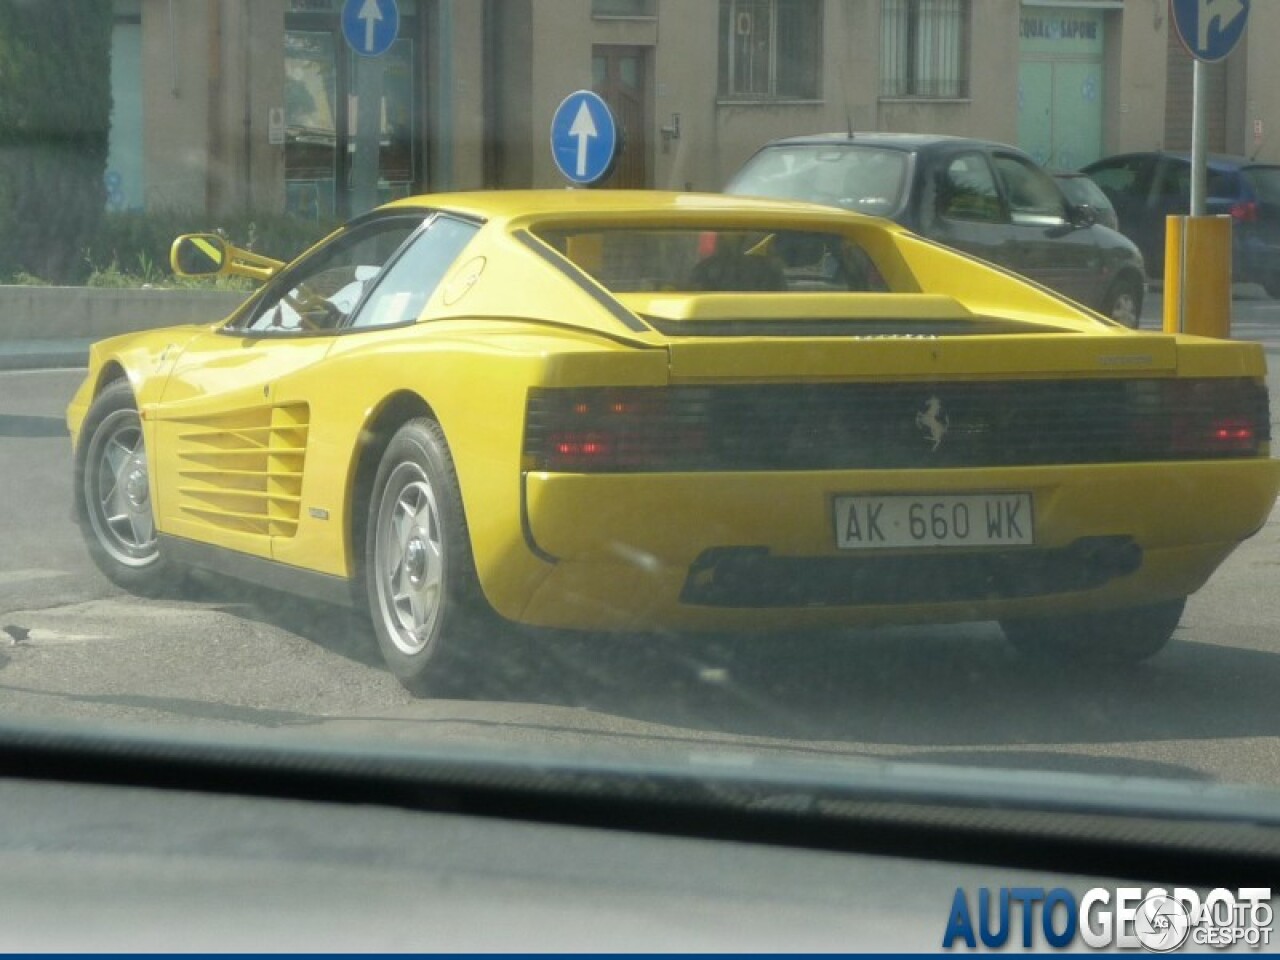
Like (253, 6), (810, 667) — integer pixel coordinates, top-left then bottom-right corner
(0, 340), (94, 372)
(0, 286), (247, 341)
(0, 286), (249, 372)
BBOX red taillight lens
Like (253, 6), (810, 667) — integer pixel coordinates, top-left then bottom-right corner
(1166, 380), (1268, 457)
(697, 231), (719, 258)
(1230, 201), (1258, 222)
(526, 388), (711, 471)
(1210, 418), (1256, 450)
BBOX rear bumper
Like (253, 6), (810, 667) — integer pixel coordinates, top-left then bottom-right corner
(512, 459), (1280, 630)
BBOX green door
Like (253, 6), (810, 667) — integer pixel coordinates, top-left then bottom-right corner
(1017, 7), (1106, 170)
(1051, 60), (1103, 170)
(1017, 61), (1054, 168)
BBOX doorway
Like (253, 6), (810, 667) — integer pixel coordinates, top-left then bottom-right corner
(1016, 6), (1106, 170)
(591, 45), (651, 188)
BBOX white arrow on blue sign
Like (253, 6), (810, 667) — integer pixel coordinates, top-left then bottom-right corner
(1170, 0), (1249, 63)
(342, 0), (399, 58)
(550, 91), (619, 186)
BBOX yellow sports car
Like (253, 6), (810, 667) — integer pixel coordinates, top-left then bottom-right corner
(67, 191), (1279, 692)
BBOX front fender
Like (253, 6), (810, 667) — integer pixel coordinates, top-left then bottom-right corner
(66, 325), (210, 451)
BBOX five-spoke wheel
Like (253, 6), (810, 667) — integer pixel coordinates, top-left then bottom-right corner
(75, 380), (177, 592)
(365, 418), (487, 692)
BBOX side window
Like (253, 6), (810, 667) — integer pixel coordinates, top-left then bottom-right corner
(1207, 169), (1238, 200)
(1154, 160), (1192, 204)
(348, 216), (481, 329)
(937, 153), (1004, 223)
(1084, 157), (1154, 215)
(237, 217), (423, 334)
(992, 154), (1066, 224)
(1086, 159), (1145, 195)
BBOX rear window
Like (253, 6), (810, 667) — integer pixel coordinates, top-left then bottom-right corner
(726, 145), (910, 217)
(1242, 167), (1280, 204)
(536, 227), (888, 294)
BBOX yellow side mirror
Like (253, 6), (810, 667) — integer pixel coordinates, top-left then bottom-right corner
(170, 234), (285, 282)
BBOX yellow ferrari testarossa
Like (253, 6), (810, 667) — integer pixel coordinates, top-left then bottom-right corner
(67, 191), (1280, 691)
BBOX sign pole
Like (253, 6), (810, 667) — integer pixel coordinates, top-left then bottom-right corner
(350, 56), (384, 217)
(1190, 57), (1208, 216)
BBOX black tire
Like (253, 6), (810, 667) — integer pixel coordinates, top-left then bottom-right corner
(1262, 275), (1280, 300)
(1101, 275), (1144, 328)
(74, 380), (181, 594)
(1001, 598), (1185, 665)
(363, 418), (490, 695)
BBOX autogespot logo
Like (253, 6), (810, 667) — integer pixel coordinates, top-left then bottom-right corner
(1135, 895), (1191, 952)
(942, 886), (1273, 951)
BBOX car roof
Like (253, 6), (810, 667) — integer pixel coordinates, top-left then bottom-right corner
(750, 132), (1015, 153)
(381, 189), (899, 227)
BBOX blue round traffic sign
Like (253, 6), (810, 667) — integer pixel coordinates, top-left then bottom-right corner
(550, 91), (619, 186)
(1170, 0), (1249, 63)
(342, 0), (399, 58)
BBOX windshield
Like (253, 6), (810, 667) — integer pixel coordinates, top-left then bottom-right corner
(3, 1), (1280, 949)
(726, 144), (911, 216)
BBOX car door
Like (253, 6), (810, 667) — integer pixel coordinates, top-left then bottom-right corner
(149, 213), (428, 563)
(921, 150), (1012, 268)
(268, 213), (483, 576)
(990, 150), (1098, 306)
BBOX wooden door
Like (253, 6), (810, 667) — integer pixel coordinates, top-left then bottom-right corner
(592, 46), (650, 188)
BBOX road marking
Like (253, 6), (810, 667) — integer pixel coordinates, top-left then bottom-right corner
(6, 626), (110, 646)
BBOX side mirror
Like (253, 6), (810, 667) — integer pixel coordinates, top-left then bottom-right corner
(1069, 203), (1098, 229)
(170, 234), (229, 277)
(170, 233), (285, 282)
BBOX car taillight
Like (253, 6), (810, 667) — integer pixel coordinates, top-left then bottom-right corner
(1166, 379), (1269, 458)
(525, 388), (712, 472)
(1230, 201), (1258, 223)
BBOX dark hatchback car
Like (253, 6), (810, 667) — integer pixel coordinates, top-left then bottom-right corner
(1082, 151), (1280, 296)
(726, 133), (1148, 327)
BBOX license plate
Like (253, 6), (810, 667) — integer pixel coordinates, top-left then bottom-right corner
(833, 493), (1034, 550)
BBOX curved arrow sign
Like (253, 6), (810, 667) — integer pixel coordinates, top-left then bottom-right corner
(1170, 0), (1250, 62)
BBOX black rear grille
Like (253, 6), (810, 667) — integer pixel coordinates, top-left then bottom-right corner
(682, 538), (1143, 607)
(524, 378), (1269, 472)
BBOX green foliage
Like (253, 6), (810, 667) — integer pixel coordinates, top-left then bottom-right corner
(0, 0), (113, 284)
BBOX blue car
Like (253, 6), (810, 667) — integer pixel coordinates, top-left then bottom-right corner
(1082, 151), (1280, 297)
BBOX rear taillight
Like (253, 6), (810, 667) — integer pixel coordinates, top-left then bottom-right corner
(1230, 201), (1259, 223)
(1165, 379), (1269, 458)
(526, 388), (711, 472)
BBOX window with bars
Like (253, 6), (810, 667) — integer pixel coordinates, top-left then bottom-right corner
(880, 0), (968, 99)
(718, 0), (822, 100)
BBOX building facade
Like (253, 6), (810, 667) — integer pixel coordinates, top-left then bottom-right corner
(105, 0), (1280, 221)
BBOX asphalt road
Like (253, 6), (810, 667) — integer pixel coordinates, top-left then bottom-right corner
(4, 292), (1280, 790)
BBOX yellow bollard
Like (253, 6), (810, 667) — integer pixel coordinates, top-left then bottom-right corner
(1163, 215), (1232, 338)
